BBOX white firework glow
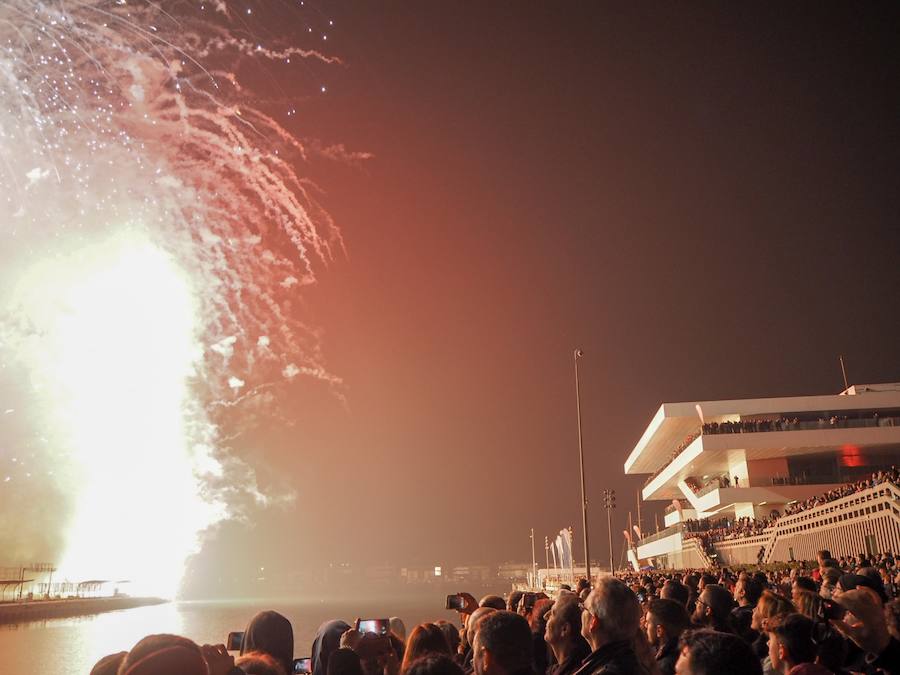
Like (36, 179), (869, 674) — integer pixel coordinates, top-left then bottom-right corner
(0, 1), (346, 597)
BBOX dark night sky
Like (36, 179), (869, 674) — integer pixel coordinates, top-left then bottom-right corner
(189, 2), (900, 587)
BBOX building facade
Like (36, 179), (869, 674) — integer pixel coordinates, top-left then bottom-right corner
(624, 383), (900, 567)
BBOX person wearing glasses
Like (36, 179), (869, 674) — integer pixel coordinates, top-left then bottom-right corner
(572, 578), (656, 675)
(691, 585), (734, 633)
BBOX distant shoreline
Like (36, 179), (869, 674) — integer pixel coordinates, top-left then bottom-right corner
(0, 596), (167, 625)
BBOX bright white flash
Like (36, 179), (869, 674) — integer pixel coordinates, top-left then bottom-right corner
(11, 232), (224, 597)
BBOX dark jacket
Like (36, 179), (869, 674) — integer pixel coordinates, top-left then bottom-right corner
(655, 637), (679, 675)
(752, 633), (768, 660)
(311, 620), (351, 675)
(571, 640), (647, 675)
(730, 605), (758, 644)
(546, 638), (591, 675)
(866, 637), (900, 675)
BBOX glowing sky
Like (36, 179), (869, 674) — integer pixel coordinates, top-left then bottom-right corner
(2, 2), (899, 597)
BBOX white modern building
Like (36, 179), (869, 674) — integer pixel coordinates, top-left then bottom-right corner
(624, 383), (900, 568)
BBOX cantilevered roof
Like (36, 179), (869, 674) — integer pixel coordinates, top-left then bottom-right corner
(624, 384), (900, 475)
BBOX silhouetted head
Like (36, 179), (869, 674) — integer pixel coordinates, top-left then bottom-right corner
(581, 577), (641, 650)
(401, 623), (451, 673)
(676, 629), (761, 675)
(472, 611), (532, 675)
(479, 595), (506, 611)
(237, 650), (289, 675)
(90, 651), (127, 675)
(242, 610), (294, 675)
(312, 620), (352, 675)
(404, 654), (465, 675)
(118, 634), (206, 675)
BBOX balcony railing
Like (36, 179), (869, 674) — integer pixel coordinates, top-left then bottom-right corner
(642, 414), (900, 494)
(642, 431), (700, 487)
(636, 523), (683, 546)
(701, 414), (900, 435)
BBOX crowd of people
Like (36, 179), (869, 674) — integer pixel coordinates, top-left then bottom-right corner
(683, 515), (778, 545)
(783, 469), (900, 516)
(701, 413), (895, 435)
(670, 469), (898, 545)
(644, 434), (700, 488)
(648, 414), (895, 492)
(90, 548), (900, 675)
(702, 419), (803, 434)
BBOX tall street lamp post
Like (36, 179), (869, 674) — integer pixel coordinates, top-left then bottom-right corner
(573, 348), (591, 584)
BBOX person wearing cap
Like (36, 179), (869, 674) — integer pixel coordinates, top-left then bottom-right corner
(831, 587), (900, 675)
(837, 573), (887, 602)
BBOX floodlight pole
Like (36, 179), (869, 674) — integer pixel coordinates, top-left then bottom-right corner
(530, 527), (537, 588)
(574, 349), (592, 585)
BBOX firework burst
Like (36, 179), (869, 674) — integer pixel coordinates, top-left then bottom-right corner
(0, 0), (347, 596)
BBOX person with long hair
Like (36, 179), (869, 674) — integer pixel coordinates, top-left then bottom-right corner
(402, 623), (452, 674)
(749, 592), (795, 675)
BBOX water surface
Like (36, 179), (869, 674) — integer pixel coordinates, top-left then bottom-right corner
(0, 595), (463, 674)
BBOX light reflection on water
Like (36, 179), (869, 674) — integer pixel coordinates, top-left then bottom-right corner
(0, 596), (459, 673)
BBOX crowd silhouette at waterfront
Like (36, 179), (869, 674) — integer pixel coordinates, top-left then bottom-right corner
(91, 471), (900, 675)
(91, 559), (900, 675)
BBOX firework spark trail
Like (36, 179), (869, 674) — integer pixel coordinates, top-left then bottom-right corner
(0, 1), (346, 596)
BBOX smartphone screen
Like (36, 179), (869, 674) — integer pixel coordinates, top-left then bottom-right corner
(293, 657), (312, 673)
(356, 618), (390, 635)
(226, 631), (244, 651)
(446, 594), (463, 611)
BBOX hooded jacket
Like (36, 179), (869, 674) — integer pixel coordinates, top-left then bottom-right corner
(312, 619), (353, 675)
(241, 610), (295, 675)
